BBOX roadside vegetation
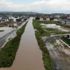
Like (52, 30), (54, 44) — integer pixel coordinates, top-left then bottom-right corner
(0, 21), (27, 67)
(33, 20), (54, 70)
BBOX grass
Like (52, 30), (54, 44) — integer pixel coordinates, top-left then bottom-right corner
(33, 20), (54, 70)
(0, 21), (27, 67)
(33, 20), (69, 37)
(33, 20), (49, 36)
(62, 37), (70, 46)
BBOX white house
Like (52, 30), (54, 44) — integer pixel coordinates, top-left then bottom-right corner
(40, 17), (43, 21)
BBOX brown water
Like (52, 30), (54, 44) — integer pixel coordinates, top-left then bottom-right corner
(0, 17), (45, 70)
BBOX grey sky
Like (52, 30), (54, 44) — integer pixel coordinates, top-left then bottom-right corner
(0, 0), (70, 13)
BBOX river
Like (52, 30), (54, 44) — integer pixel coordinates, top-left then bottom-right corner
(0, 17), (45, 70)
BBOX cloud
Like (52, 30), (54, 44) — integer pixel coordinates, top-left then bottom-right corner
(0, 0), (70, 13)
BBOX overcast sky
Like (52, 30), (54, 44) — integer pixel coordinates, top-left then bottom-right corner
(0, 0), (70, 13)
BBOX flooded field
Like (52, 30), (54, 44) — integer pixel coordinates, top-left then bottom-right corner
(0, 17), (45, 70)
(46, 42), (70, 70)
(0, 27), (15, 38)
(0, 27), (16, 47)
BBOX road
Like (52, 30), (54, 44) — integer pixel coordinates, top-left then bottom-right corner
(0, 17), (45, 70)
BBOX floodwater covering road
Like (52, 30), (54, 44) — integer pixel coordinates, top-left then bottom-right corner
(46, 42), (70, 70)
(0, 17), (45, 70)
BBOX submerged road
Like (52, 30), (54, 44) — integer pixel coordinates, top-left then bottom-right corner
(0, 17), (45, 70)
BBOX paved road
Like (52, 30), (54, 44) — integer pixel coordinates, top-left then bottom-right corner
(0, 17), (45, 70)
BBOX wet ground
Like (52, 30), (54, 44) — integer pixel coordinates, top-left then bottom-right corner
(0, 27), (14, 38)
(46, 42), (70, 70)
(0, 27), (16, 47)
(0, 17), (45, 70)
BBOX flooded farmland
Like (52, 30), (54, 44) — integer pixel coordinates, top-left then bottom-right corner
(0, 27), (16, 47)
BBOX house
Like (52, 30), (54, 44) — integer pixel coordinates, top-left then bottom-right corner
(40, 17), (44, 21)
(53, 18), (59, 22)
(8, 16), (16, 22)
(60, 19), (70, 26)
(46, 17), (50, 21)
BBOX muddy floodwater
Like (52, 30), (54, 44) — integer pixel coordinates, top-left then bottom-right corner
(0, 17), (45, 70)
